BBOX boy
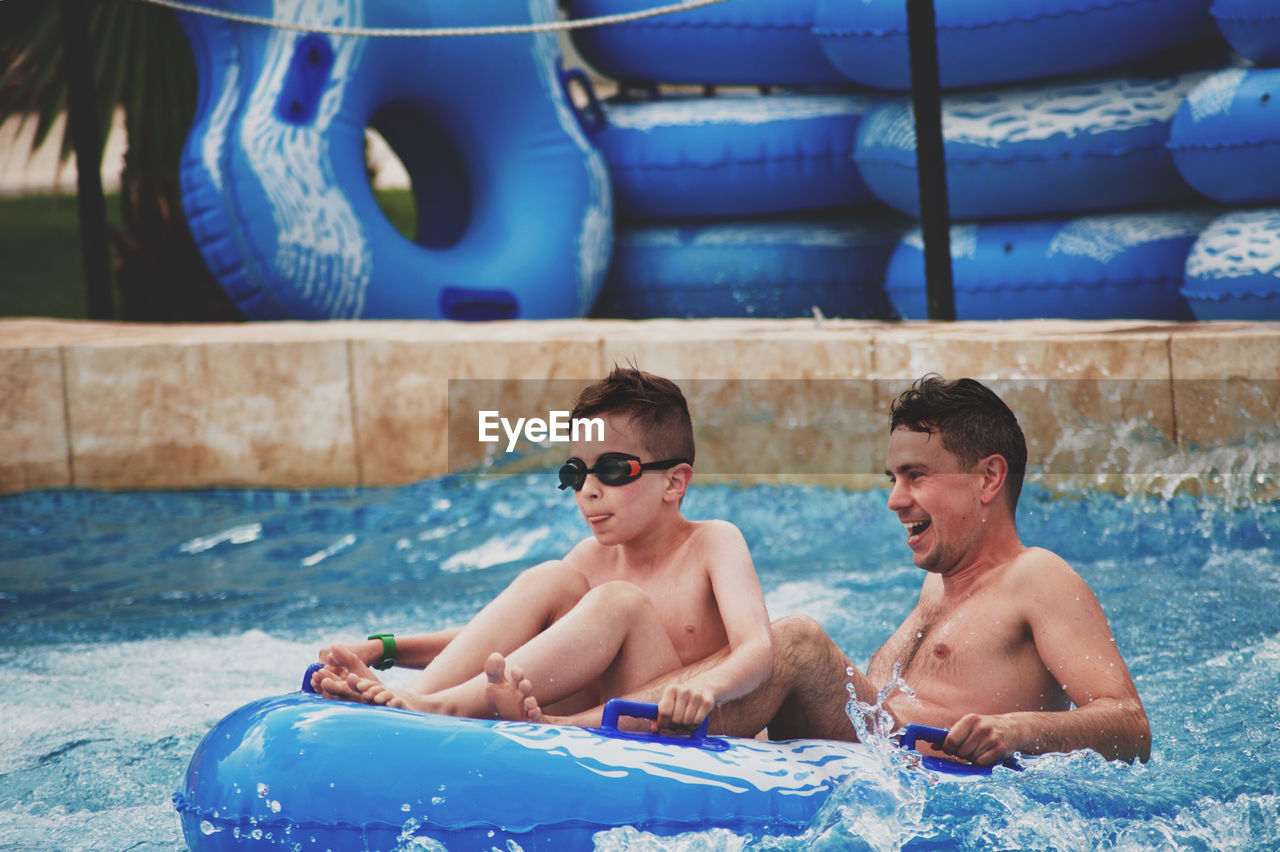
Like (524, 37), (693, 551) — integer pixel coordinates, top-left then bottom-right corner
(313, 367), (772, 732)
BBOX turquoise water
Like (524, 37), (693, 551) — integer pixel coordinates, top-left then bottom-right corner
(2, 474), (1278, 850)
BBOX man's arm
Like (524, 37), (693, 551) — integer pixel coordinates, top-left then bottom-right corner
(655, 521), (773, 730)
(943, 550), (1150, 765)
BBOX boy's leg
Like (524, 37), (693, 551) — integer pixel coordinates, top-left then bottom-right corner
(405, 560), (592, 694)
(357, 580), (685, 718)
(490, 615), (871, 742)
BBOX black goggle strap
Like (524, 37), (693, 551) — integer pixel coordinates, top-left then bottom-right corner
(557, 455), (691, 490)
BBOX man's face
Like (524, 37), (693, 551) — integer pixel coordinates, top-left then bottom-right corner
(884, 427), (986, 574)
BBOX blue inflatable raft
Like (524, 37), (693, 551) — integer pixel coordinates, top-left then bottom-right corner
(595, 92), (877, 221)
(593, 218), (904, 319)
(180, 0), (610, 320)
(884, 210), (1213, 320)
(174, 692), (974, 850)
(854, 71), (1207, 220)
(1183, 208), (1280, 319)
(1168, 67), (1280, 206)
(814, 0), (1214, 91)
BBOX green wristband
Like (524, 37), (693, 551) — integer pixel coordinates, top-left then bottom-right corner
(368, 633), (396, 670)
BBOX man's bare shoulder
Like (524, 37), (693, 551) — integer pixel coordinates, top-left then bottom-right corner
(1003, 546), (1098, 604)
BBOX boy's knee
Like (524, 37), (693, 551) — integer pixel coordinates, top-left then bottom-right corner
(582, 580), (651, 616)
(513, 560), (590, 603)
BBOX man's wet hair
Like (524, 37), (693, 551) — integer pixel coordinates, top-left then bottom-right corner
(890, 375), (1027, 510)
(571, 366), (695, 464)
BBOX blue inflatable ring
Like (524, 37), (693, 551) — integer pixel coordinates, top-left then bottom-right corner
(1183, 209), (1280, 319)
(1210, 0), (1280, 66)
(173, 692), (891, 849)
(855, 71), (1207, 220)
(180, 0), (611, 320)
(884, 210), (1213, 320)
(1169, 67), (1280, 206)
(592, 218), (904, 319)
(568, 0), (846, 86)
(814, 0), (1214, 91)
(595, 92), (877, 221)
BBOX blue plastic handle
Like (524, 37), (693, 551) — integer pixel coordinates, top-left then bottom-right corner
(899, 723), (1023, 775)
(301, 662), (324, 695)
(592, 699), (728, 751)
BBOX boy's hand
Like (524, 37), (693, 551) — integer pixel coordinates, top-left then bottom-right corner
(655, 683), (715, 733)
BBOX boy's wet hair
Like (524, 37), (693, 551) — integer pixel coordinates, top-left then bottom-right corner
(890, 375), (1027, 510)
(571, 366), (695, 464)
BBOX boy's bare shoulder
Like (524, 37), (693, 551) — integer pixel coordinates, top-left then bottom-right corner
(688, 518), (748, 545)
(562, 536), (608, 569)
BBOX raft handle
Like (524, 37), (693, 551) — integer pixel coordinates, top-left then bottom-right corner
(899, 724), (1023, 776)
(593, 699), (730, 751)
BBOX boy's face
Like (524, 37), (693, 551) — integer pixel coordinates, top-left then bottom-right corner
(567, 413), (677, 545)
(884, 427), (988, 575)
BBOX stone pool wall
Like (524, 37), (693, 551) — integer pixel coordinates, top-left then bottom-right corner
(2, 318), (1277, 495)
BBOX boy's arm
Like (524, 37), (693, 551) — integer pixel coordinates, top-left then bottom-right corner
(656, 521), (773, 731)
(319, 629), (462, 670)
(942, 551), (1150, 764)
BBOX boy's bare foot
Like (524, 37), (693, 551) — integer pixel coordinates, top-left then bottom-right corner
(314, 645), (377, 702)
(484, 652), (544, 723)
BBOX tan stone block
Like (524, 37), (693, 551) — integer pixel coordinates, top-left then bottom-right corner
(600, 326), (881, 478)
(0, 346), (71, 492)
(874, 324), (1175, 477)
(65, 340), (356, 489)
(1170, 327), (1280, 451)
(352, 336), (603, 485)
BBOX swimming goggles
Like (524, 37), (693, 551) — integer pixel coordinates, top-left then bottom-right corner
(557, 452), (691, 491)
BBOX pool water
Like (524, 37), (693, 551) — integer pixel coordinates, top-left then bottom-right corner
(2, 474), (1278, 850)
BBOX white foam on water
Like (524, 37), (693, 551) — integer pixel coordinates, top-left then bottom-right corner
(440, 526), (551, 572)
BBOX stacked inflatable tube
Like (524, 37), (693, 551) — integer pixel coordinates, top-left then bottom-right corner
(568, 0), (845, 86)
(179, 0), (610, 320)
(174, 692), (890, 849)
(884, 211), (1213, 320)
(593, 219), (905, 319)
(855, 71), (1207, 220)
(1168, 67), (1280, 205)
(596, 92), (876, 221)
(1182, 209), (1280, 319)
(1210, 0), (1280, 66)
(813, 0), (1214, 91)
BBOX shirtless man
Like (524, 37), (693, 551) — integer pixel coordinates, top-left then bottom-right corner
(487, 375), (1151, 767)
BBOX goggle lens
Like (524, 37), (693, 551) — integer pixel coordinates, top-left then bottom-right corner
(557, 453), (689, 491)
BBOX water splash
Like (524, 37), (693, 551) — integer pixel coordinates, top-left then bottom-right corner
(845, 662), (915, 762)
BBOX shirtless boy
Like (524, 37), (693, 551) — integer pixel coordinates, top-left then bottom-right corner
(312, 367), (772, 730)
(488, 375), (1151, 767)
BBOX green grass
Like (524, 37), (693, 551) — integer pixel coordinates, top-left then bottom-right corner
(0, 193), (120, 319)
(0, 189), (415, 320)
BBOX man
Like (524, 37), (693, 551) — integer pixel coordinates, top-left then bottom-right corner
(486, 375), (1151, 767)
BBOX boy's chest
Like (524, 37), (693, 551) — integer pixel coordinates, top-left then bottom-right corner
(635, 572), (727, 664)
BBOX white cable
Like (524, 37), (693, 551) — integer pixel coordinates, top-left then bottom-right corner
(132, 0), (738, 37)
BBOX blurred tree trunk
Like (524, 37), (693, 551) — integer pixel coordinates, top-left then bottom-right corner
(1, 0), (242, 322)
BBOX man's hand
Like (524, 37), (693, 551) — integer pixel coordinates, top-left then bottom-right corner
(655, 683), (716, 733)
(941, 713), (1028, 766)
